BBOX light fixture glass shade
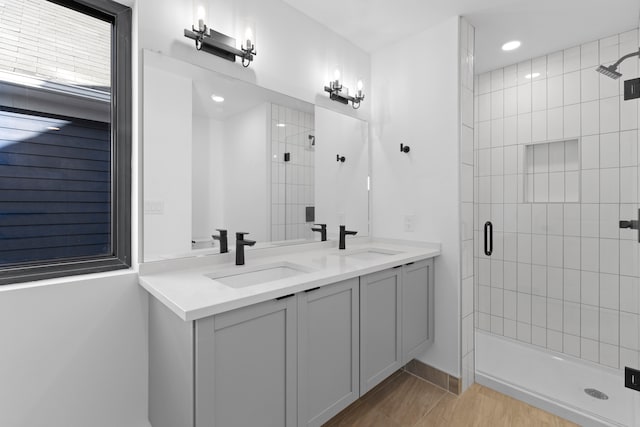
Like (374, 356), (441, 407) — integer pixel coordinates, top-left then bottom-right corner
(237, 19), (256, 52)
(193, 0), (209, 33)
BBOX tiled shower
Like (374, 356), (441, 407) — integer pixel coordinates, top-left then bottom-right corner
(474, 28), (640, 369)
(270, 103), (315, 241)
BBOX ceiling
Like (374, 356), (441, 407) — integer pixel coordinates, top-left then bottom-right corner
(282, 0), (640, 74)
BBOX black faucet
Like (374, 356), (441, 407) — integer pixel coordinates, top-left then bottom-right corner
(212, 229), (228, 253)
(339, 225), (357, 250)
(235, 232), (256, 265)
(311, 223), (327, 241)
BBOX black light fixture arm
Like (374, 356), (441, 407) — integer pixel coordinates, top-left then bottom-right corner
(324, 86), (365, 109)
(184, 27), (256, 67)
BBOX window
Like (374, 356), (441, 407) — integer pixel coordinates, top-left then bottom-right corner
(0, 0), (131, 284)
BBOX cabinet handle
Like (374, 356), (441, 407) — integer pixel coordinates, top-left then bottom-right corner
(405, 262), (414, 266)
(393, 265), (402, 269)
(484, 221), (493, 256)
(275, 293), (295, 301)
(304, 287), (320, 293)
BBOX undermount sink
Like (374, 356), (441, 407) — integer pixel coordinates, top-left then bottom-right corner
(332, 248), (403, 261)
(206, 262), (314, 289)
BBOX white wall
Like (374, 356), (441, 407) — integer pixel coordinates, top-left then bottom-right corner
(143, 65), (192, 259)
(223, 103), (270, 242)
(370, 17), (461, 376)
(192, 116), (224, 241)
(0, 1), (373, 426)
(315, 106), (369, 238)
(136, 0), (370, 122)
(0, 272), (148, 427)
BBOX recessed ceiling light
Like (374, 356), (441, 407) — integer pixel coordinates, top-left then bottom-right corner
(211, 94), (224, 103)
(276, 123), (286, 127)
(502, 40), (521, 51)
(525, 73), (540, 79)
(46, 126), (60, 131)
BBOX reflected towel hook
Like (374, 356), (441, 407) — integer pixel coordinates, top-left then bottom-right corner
(336, 154), (346, 163)
(400, 143), (410, 153)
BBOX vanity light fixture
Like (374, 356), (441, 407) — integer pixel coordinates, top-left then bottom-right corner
(324, 71), (365, 109)
(184, 3), (256, 67)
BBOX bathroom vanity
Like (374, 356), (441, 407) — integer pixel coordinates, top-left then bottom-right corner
(141, 241), (438, 427)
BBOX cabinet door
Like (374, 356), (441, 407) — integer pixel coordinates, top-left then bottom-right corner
(195, 295), (297, 427)
(298, 278), (359, 427)
(402, 259), (435, 364)
(359, 267), (402, 394)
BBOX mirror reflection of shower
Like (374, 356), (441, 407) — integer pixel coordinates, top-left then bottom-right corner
(596, 47), (640, 79)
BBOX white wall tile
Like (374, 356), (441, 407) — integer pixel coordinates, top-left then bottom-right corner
(491, 69), (504, 91)
(563, 104), (580, 138)
(564, 204), (581, 236)
(479, 121), (491, 149)
(563, 71), (581, 106)
(564, 236), (581, 270)
(532, 265), (547, 296)
(581, 204), (599, 238)
(580, 68), (599, 102)
(600, 132), (620, 168)
(548, 298), (564, 330)
(564, 301), (581, 335)
(581, 338), (599, 362)
(581, 101), (599, 136)
(599, 35), (619, 64)
(620, 130), (638, 167)
(564, 269), (581, 303)
(517, 114), (532, 144)
(547, 76), (564, 109)
(581, 135), (599, 169)
(600, 308), (619, 345)
(599, 204), (619, 239)
(599, 168), (620, 203)
(548, 236), (564, 269)
(620, 97), (638, 131)
(580, 41), (599, 69)
(600, 74), (620, 99)
(600, 96), (620, 134)
(491, 90), (504, 119)
(548, 329), (563, 351)
(532, 325), (547, 347)
(504, 262), (517, 291)
(517, 60), (532, 85)
(547, 51), (564, 77)
(621, 276), (640, 314)
(532, 111), (547, 142)
(620, 312), (639, 350)
(479, 72), (491, 95)
(491, 119), (504, 147)
(548, 266), (564, 299)
(581, 271), (599, 305)
(563, 46), (581, 73)
(600, 239), (620, 275)
(518, 235), (532, 264)
(518, 84), (532, 114)
(532, 79), (547, 112)
(600, 343), (619, 368)
(532, 56), (547, 78)
(581, 237), (599, 272)
(532, 234), (547, 265)
(479, 93), (491, 122)
(504, 64), (518, 88)
(581, 170), (600, 203)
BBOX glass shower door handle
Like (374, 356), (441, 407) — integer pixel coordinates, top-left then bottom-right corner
(619, 209), (640, 242)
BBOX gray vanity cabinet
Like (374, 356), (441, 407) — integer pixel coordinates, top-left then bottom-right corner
(359, 267), (403, 394)
(297, 278), (359, 427)
(401, 259), (435, 364)
(195, 296), (298, 427)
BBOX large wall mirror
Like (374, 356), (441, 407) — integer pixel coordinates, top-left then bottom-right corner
(142, 50), (369, 262)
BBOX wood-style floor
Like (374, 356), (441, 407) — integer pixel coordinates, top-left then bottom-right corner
(323, 371), (577, 427)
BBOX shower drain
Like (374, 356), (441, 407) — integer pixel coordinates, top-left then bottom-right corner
(584, 388), (609, 400)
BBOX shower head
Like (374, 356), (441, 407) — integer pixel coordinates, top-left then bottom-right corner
(596, 64), (622, 80)
(596, 47), (640, 79)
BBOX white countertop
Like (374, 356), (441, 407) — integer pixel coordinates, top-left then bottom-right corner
(139, 239), (440, 321)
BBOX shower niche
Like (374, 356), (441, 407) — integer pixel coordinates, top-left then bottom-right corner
(524, 139), (580, 203)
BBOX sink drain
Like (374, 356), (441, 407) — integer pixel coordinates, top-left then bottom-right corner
(584, 388), (609, 400)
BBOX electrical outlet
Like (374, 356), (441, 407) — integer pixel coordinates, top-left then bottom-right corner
(404, 215), (416, 232)
(144, 200), (164, 215)
(625, 367), (640, 392)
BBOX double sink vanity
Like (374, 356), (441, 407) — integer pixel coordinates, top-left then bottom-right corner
(140, 49), (440, 426)
(141, 239), (439, 427)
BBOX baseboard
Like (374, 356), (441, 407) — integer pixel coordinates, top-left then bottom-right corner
(404, 359), (461, 395)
